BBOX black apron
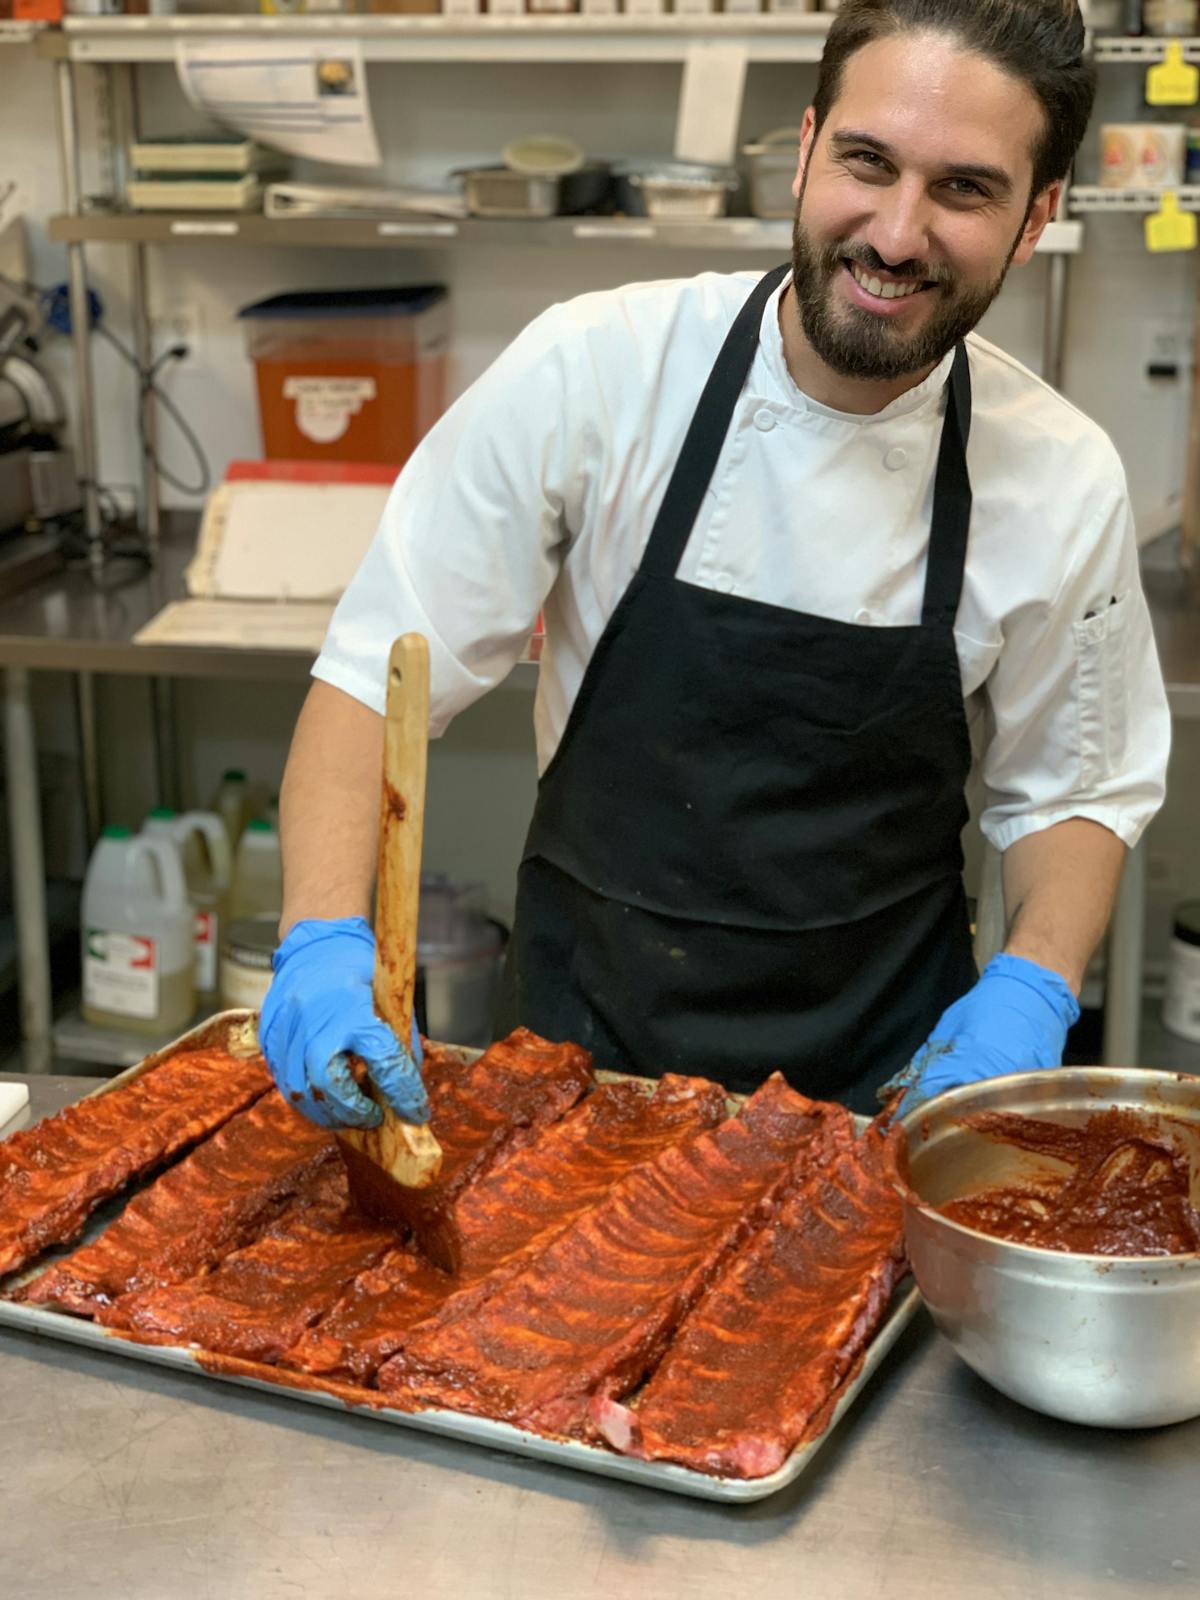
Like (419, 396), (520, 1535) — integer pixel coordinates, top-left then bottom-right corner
(497, 264), (978, 1113)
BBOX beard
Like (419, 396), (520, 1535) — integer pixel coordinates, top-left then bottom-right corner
(789, 202), (1020, 384)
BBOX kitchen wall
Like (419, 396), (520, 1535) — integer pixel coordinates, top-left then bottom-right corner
(1, 44), (1196, 968)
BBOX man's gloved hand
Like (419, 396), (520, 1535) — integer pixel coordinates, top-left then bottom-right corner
(259, 916), (430, 1131)
(880, 952), (1081, 1115)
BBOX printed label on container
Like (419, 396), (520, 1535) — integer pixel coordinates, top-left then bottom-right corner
(194, 910), (218, 993)
(220, 952), (274, 1010)
(283, 376), (376, 444)
(84, 929), (159, 1020)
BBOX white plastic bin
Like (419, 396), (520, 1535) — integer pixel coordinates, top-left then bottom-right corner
(742, 127), (802, 220)
(82, 825), (195, 1034)
(230, 818), (284, 921)
(143, 808), (233, 1004)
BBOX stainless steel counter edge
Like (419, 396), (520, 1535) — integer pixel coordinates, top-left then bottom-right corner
(0, 534), (539, 687)
(0, 536), (1195, 713)
(0, 1032), (925, 1507)
(0, 1074), (1197, 1600)
(0, 634), (314, 680)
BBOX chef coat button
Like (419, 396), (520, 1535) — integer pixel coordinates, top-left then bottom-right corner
(884, 447), (908, 470)
(713, 570), (735, 593)
(854, 607), (875, 624)
(753, 408), (776, 433)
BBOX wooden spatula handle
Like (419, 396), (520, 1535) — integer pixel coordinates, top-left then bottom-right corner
(337, 632), (442, 1190)
(373, 632), (429, 1044)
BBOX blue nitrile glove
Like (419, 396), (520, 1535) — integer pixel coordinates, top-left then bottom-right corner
(880, 952), (1081, 1115)
(259, 916), (430, 1131)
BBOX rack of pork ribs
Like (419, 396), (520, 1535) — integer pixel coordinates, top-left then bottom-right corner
(1, 1028), (908, 1480)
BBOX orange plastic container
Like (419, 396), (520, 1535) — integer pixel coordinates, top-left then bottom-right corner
(237, 287), (449, 467)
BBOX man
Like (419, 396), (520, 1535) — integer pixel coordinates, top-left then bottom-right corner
(261, 0), (1169, 1127)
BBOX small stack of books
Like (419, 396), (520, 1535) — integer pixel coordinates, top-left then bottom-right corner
(127, 136), (285, 212)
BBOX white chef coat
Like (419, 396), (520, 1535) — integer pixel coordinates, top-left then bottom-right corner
(315, 269), (1170, 852)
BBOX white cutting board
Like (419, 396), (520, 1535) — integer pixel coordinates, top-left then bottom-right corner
(186, 480), (391, 601)
(0, 1081), (30, 1133)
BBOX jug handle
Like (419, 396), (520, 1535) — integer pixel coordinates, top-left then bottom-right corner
(137, 836), (190, 911)
(184, 812), (234, 890)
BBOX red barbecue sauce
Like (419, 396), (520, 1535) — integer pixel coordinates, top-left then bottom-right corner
(940, 1108), (1200, 1257)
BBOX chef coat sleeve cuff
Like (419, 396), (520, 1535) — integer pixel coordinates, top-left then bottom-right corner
(310, 655), (388, 718)
(981, 802), (1145, 855)
(311, 647), (485, 740)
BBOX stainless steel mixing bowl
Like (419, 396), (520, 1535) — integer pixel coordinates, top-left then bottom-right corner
(900, 1068), (1200, 1429)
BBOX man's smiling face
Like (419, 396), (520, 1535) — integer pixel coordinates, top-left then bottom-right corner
(789, 29), (1058, 384)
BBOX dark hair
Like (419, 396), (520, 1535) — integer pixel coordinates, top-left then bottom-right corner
(812, 0), (1095, 196)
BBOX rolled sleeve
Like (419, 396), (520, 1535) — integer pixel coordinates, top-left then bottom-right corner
(313, 304), (578, 736)
(979, 482), (1170, 853)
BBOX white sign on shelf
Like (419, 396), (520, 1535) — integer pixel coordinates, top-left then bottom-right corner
(675, 43), (749, 169)
(176, 39), (381, 169)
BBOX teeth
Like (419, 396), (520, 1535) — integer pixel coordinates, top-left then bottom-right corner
(850, 264), (923, 300)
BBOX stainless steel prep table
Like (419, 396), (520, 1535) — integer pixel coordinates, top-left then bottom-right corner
(1088, 565), (1200, 1065)
(0, 526), (533, 1066)
(0, 530), (1196, 1070)
(0, 527), (313, 1070)
(2, 1071), (1197, 1600)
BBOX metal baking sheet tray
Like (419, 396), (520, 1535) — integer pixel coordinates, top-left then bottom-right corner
(0, 1011), (922, 1504)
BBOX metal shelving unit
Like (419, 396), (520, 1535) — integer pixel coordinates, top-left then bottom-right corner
(21, 9), (1177, 555)
(33, 1), (1127, 67)
(1081, 36), (1200, 213)
(43, 212), (812, 253)
(1092, 34), (1200, 63)
(39, 12), (834, 65)
(44, 210), (1085, 254)
(1071, 183), (1200, 212)
(40, 13), (846, 566)
(1071, 29), (1200, 1066)
(39, 13), (1092, 567)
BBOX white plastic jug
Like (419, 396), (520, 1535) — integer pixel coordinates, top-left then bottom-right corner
(211, 768), (250, 854)
(82, 825), (195, 1034)
(143, 808), (234, 1004)
(230, 817), (284, 921)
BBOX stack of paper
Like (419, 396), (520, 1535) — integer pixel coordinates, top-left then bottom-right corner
(134, 599), (339, 653)
(134, 463), (394, 653)
(265, 181), (467, 221)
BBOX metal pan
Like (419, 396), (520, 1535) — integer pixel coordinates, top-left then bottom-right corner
(0, 1011), (921, 1504)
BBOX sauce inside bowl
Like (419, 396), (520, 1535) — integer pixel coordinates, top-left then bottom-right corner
(940, 1108), (1200, 1257)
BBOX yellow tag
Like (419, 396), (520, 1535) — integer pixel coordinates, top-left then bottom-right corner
(1146, 41), (1199, 106)
(1145, 190), (1198, 252)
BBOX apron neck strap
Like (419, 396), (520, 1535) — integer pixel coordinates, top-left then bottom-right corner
(920, 342), (973, 629)
(640, 263), (791, 580)
(639, 270), (974, 635)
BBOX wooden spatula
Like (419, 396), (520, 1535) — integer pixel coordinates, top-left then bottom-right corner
(337, 633), (443, 1217)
